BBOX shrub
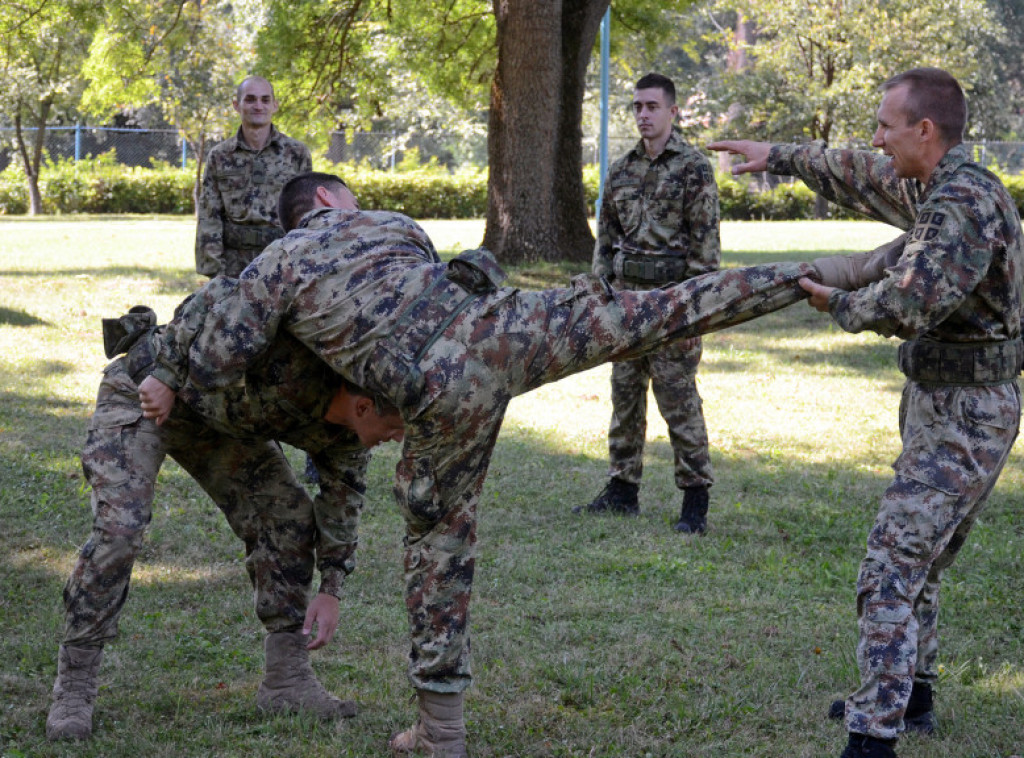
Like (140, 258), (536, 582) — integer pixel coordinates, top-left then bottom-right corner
(2, 153), (1022, 220)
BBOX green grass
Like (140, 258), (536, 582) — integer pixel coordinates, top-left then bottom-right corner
(1, 217), (1022, 757)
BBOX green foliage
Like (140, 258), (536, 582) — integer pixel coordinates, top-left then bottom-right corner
(0, 155), (193, 215)
(711, 0), (1004, 142)
(4, 158), (1024, 220)
(337, 164), (489, 219)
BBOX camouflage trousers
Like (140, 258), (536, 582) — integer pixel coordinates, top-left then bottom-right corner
(844, 380), (1020, 740)
(607, 337), (712, 489)
(63, 359), (322, 647)
(384, 262), (817, 691)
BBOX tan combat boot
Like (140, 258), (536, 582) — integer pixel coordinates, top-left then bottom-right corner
(389, 690), (468, 757)
(256, 630), (357, 720)
(46, 644), (104, 741)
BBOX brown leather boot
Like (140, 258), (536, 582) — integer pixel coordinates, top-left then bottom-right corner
(256, 630), (357, 720)
(389, 690), (468, 757)
(46, 645), (104, 741)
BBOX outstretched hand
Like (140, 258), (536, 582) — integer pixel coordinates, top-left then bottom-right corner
(706, 140), (772, 175)
(138, 375), (176, 426)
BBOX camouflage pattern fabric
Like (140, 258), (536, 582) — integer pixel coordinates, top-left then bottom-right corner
(594, 132), (720, 491)
(195, 126), (311, 278)
(152, 211), (818, 692)
(63, 314), (369, 647)
(607, 339), (711, 488)
(769, 141), (1024, 740)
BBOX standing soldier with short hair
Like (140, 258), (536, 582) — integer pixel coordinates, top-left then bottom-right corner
(712, 67), (1024, 758)
(577, 72), (721, 533)
(195, 75), (312, 278)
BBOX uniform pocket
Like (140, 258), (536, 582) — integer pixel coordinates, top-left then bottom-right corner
(394, 455), (445, 531)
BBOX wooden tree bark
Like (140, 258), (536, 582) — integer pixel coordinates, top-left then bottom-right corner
(484, 0), (609, 264)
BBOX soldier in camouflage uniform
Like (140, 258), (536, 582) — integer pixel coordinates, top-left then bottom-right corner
(579, 73), (720, 534)
(195, 75), (312, 278)
(138, 171), (825, 757)
(45, 279), (403, 741)
(711, 68), (1023, 758)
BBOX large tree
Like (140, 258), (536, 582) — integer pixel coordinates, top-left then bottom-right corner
(0, 0), (102, 215)
(482, 0), (608, 263)
(258, 0), (682, 264)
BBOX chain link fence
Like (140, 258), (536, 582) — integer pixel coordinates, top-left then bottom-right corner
(2, 126), (1024, 175)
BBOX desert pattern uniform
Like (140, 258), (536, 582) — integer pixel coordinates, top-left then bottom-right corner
(152, 207), (821, 693)
(594, 131), (720, 489)
(769, 141), (1024, 739)
(195, 126), (312, 277)
(64, 281), (369, 649)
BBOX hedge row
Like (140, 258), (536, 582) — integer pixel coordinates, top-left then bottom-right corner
(2, 156), (1023, 220)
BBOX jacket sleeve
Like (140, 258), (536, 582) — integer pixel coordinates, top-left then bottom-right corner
(768, 142), (919, 230)
(308, 440), (372, 598)
(827, 197), (992, 338)
(592, 172), (621, 280)
(813, 233), (908, 290)
(683, 156), (721, 278)
(194, 155), (226, 277)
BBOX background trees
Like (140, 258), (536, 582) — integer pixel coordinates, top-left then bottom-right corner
(1, 0), (1023, 240)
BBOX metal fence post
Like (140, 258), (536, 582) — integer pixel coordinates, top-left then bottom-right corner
(182, 136), (187, 170)
(75, 123), (82, 163)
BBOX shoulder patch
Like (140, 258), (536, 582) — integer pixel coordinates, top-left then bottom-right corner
(911, 210), (946, 242)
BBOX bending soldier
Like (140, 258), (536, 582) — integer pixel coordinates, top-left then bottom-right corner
(46, 281), (402, 741)
(139, 170), (825, 756)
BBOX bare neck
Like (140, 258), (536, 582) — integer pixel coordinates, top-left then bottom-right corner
(240, 124), (273, 151)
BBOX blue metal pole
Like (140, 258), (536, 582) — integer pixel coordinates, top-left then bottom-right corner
(597, 6), (610, 221)
(182, 136), (187, 170)
(75, 123), (82, 162)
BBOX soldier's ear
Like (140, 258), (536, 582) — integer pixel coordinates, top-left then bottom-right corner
(918, 118), (937, 143)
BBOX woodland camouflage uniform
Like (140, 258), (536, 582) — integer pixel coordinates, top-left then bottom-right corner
(151, 207), (821, 694)
(64, 277), (369, 649)
(770, 141), (1023, 741)
(195, 126), (312, 277)
(594, 131), (720, 491)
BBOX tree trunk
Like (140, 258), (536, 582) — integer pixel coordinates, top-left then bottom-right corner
(484, 0), (608, 264)
(14, 104), (50, 217)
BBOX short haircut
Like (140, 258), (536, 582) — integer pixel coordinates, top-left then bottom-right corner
(635, 72), (676, 104)
(235, 75), (274, 102)
(277, 171), (350, 232)
(339, 376), (399, 417)
(881, 67), (967, 145)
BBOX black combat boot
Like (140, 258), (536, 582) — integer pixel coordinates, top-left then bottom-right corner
(673, 485), (709, 534)
(572, 477), (639, 516)
(839, 733), (897, 758)
(903, 682), (936, 735)
(828, 682), (935, 736)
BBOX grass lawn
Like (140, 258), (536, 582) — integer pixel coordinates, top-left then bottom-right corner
(0, 216), (1021, 757)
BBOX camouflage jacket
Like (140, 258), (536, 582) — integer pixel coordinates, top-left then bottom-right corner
(769, 142), (1024, 344)
(594, 130), (720, 285)
(137, 277), (367, 598)
(154, 208), (443, 403)
(195, 125), (312, 277)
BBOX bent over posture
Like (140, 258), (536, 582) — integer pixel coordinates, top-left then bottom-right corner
(47, 281), (402, 740)
(141, 171), (823, 756)
(712, 67), (1023, 758)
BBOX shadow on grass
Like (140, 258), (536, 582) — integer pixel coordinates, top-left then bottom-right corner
(0, 306), (49, 327)
(0, 266), (202, 297)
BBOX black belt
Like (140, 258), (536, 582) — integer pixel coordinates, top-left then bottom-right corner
(612, 250), (688, 285)
(898, 338), (1023, 386)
